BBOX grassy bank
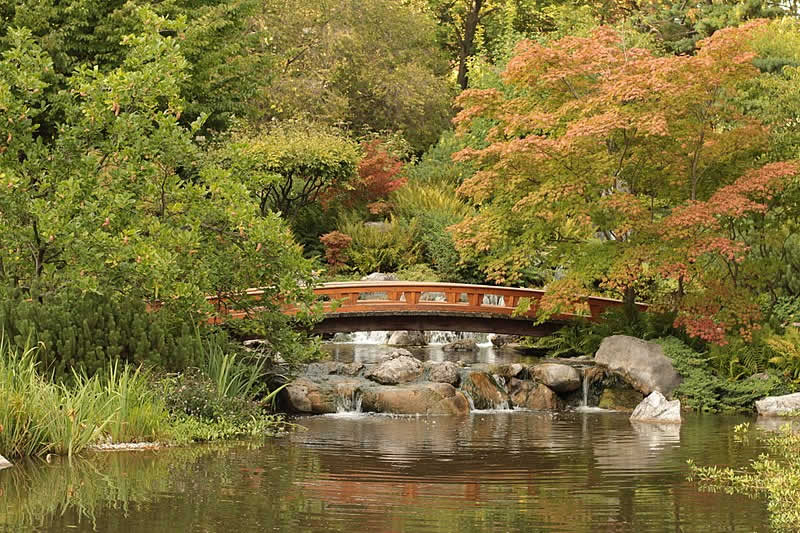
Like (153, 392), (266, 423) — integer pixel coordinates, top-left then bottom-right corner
(0, 335), (288, 460)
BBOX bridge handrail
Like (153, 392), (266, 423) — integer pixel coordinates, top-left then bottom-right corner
(206, 281), (646, 322)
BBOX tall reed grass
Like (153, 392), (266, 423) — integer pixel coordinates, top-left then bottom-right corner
(0, 334), (169, 459)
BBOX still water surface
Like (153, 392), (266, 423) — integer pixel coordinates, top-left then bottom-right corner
(0, 411), (769, 532)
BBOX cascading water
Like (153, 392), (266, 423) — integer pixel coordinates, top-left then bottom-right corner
(334, 390), (363, 414)
(331, 331), (390, 344)
(582, 370), (591, 407)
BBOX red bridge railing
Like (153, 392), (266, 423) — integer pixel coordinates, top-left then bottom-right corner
(207, 281), (643, 322)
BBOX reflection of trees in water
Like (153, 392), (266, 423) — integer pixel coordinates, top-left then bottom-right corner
(0, 415), (770, 532)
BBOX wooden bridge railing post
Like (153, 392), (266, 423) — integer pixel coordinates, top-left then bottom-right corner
(405, 291), (421, 305)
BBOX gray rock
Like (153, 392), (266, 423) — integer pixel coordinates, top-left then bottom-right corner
(442, 339), (479, 352)
(361, 382), (470, 415)
(595, 336), (682, 396)
(756, 392), (800, 416)
(388, 330), (427, 346)
(490, 334), (521, 347)
(532, 363), (581, 393)
(426, 361), (461, 385)
(360, 272), (398, 281)
(0, 454), (11, 470)
(365, 355), (424, 385)
(630, 391), (681, 423)
(305, 361), (364, 376)
(377, 348), (414, 362)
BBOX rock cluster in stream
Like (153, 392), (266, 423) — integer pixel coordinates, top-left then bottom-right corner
(282, 338), (678, 416)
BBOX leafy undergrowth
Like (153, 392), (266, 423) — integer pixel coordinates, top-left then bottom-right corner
(658, 337), (789, 413)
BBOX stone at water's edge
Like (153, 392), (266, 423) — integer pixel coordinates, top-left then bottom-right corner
(361, 382), (470, 415)
(630, 391), (681, 423)
(365, 355), (423, 385)
(0, 454), (11, 470)
(388, 330), (427, 346)
(595, 335), (682, 396)
(755, 392), (800, 416)
(285, 376), (362, 414)
(509, 380), (562, 410)
(426, 361), (461, 385)
(442, 339), (479, 352)
(532, 363), (581, 393)
(461, 371), (509, 409)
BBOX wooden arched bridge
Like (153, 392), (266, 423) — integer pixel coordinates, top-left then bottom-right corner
(209, 281), (643, 337)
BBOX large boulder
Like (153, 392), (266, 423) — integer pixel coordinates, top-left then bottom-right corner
(361, 382), (469, 415)
(630, 391), (681, 423)
(509, 381), (562, 410)
(284, 376), (365, 414)
(755, 392), (800, 416)
(426, 361), (461, 385)
(442, 339), (479, 352)
(532, 363), (581, 393)
(365, 355), (423, 385)
(0, 454), (11, 470)
(595, 336), (682, 396)
(461, 371), (509, 409)
(388, 330), (427, 346)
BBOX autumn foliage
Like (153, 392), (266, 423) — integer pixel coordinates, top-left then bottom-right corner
(320, 231), (353, 272)
(450, 20), (799, 343)
(336, 140), (408, 213)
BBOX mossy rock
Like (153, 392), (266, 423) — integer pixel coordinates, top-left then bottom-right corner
(598, 387), (644, 411)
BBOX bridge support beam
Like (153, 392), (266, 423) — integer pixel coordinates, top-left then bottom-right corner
(311, 312), (564, 337)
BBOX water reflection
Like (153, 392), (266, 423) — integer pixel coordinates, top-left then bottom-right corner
(0, 413), (768, 532)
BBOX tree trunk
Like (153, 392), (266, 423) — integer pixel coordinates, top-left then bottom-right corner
(457, 0), (483, 90)
(623, 285), (639, 325)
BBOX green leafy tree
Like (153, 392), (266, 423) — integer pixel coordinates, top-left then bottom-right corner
(0, 9), (314, 337)
(261, 0), (454, 151)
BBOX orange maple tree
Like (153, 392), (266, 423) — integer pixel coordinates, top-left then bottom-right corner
(450, 20), (798, 342)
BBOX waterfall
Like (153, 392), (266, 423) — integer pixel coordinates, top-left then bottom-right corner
(331, 331), (390, 344)
(335, 390), (363, 414)
(330, 330), (492, 347)
(582, 370), (591, 407)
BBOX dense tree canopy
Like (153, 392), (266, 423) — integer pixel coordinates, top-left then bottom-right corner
(0, 8), (312, 317)
(450, 20), (800, 342)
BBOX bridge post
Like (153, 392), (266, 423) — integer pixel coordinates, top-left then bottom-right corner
(405, 291), (421, 305)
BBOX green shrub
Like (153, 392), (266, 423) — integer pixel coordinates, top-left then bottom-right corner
(659, 337), (788, 413)
(391, 183), (482, 281)
(0, 287), (202, 379)
(337, 215), (422, 273)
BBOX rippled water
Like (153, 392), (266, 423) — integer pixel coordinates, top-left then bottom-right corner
(0, 411), (769, 532)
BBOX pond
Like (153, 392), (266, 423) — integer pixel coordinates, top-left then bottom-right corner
(0, 411), (769, 532)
